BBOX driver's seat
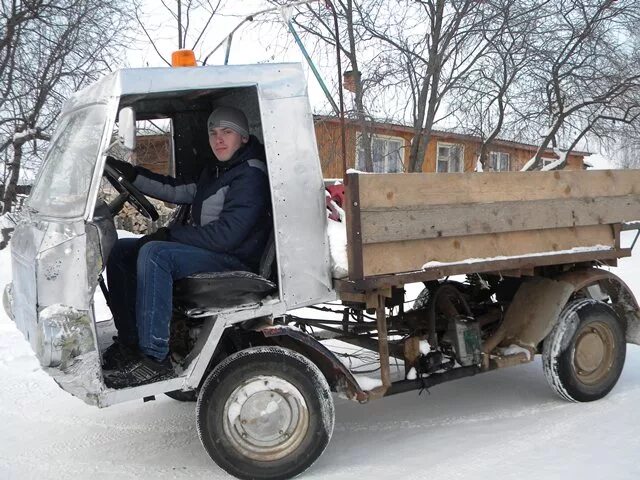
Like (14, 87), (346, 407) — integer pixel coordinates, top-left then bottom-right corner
(172, 232), (277, 312)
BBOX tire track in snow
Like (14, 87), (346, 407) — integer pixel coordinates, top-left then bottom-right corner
(309, 389), (639, 480)
(0, 406), (219, 479)
(333, 398), (571, 433)
(0, 390), (197, 435)
(0, 454), (230, 480)
(404, 394), (640, 480)
(332, 376), (640, 434)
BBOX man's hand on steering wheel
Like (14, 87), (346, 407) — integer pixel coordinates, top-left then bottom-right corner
(103, 156), (159, 221)
(106, 156), (137, 182)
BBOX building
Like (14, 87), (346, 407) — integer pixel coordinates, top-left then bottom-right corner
(314, 115), (589, 178)
(133, 116), (590, 179)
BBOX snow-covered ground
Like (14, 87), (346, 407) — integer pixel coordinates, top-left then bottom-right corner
(1, 235), (640, 479)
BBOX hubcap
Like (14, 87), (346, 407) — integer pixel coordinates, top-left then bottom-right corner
(573, 321), (615, 385)
(223, 375), (309, 461)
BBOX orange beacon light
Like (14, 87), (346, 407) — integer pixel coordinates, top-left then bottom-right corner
(171, 49), (197, 67)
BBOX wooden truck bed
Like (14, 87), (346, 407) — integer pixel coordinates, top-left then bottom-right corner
(336, 169), (640, 292)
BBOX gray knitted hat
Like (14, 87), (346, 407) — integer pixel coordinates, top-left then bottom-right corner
(207, 106), (249, 138)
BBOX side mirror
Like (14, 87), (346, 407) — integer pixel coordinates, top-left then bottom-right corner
(118, 107), (136, 150)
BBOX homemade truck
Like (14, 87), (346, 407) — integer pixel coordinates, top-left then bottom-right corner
(3, 63), (640, 480)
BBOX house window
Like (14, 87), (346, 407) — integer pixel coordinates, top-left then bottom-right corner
(356, 134), (404, 173)
(436, 142), (464, 172)
(489, 151), (510, 171)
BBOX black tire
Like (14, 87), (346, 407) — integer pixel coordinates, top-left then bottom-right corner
(543, 299), (626, 402)
(165, 389), (197, 402)
(412, 287), (430, 310)
(196, 346), (335, 480)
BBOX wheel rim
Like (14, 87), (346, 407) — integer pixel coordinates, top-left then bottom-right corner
(223, 375), (309, 461)
(573, 321), (616, 386)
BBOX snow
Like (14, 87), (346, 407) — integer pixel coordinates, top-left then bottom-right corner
(326, 204), (348, 279)
(541, 156), (565, 171)
(542, 299), (593, 403)
(501, 344), (533, 361)
(585, 153), (613, 170)
(422, 244), (615, 270)
(0, 212), (17, 229)
(2, 235), (640, 479)
(12, 128), (38, 142)
(278, 5), (295, 24)
(352, 375), (384, 390)
(520, 156), (537, 171)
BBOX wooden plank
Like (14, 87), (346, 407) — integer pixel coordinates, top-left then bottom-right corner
(404, 337), (421, 375)
(357, 170), (640, 209)
(361, 195), (640, 244)
(338, 291), (367, 304)
(333, 248), (630, 292)
(613, 224), (621, 249)
(361, 225), (615, 277)
(344, 173), (364, 280)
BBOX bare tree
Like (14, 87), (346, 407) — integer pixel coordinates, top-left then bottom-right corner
(351, 0), (509, 172)
(611, 136), (640, 169)
(134, 0), (223, 66)
(122, 0), (640, 176)
(520, 0), (640, 170)
(263, 0), (387, 171)
(0, 0), (133, 213)
(449, 0), (546, 169)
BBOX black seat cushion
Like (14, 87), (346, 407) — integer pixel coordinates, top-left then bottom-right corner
(174, 271), (277, 310)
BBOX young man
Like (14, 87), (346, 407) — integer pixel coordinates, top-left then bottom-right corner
(103, 106), (271, 388)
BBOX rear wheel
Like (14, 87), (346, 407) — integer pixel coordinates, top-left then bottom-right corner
(543, 299), (626, 402)
(412, 286), (430, 310)
(196, 346), (334, 480)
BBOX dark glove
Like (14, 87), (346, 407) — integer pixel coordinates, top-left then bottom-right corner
(136, 227), (171, 250)
(106, 156), (137, 182)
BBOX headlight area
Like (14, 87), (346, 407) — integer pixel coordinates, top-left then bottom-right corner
(2, 283), (14, 322)
(36, 304), (95, 369)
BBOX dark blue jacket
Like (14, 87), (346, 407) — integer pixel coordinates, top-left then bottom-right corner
(132, 136), (271, 271)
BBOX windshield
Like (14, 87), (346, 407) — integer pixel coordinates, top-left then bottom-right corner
(28, 105), (108, 218)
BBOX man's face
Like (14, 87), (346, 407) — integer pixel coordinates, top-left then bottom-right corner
(209, 127), (248, 161)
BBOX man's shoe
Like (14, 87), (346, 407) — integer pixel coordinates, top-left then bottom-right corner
(104, 355), (176, 389)
(101, 337), (140, 371)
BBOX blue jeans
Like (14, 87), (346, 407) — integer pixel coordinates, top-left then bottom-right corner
(106, 238), (249, 360)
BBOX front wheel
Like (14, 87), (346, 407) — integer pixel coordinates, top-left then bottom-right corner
(543, 299), (626, 402)
(196, 346), (335, 480)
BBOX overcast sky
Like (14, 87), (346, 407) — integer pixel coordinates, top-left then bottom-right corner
(127, 0), (336, 113)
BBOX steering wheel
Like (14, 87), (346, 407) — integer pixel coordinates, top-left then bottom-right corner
(103, 163), (159, 221)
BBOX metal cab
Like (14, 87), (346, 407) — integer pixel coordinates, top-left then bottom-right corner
(4, 63), (335, 406)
